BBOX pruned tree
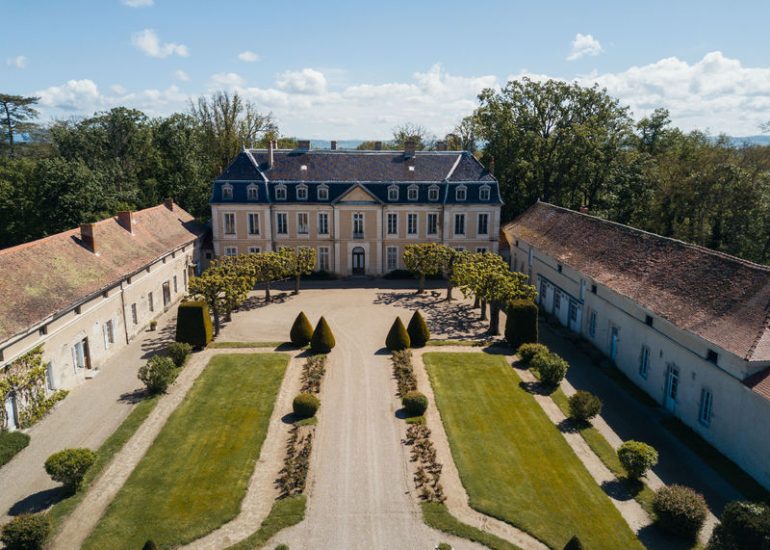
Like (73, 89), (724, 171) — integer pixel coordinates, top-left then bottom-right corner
(281, 246), (317, 294)
(188, 257), (252, 334)
(250, 251), (290, 301)
(403, 243), (447, 293)
(0, 94), (39, 157)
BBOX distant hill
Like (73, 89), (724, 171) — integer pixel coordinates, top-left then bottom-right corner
(310, 139), (365, 150)
(727, 135), (770, 147)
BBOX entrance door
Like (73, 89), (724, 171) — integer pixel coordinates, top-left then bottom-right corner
(72, 338), (91, 371)
(610, 326), (619, 361)
(4, 394), (17, 431)
(352, 247), (365, 275)
(665, 365), (679, 413)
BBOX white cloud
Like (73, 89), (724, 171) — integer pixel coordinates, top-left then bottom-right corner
(238, 51), (260, 63)
(110, 84), (127, 94)
(276, 68), (327, 95)
(174, 69), (190, 82)
(6, 55), (27, 69)
(121, 0), (153, 6)
(210, 72), (245, 88)
(131, 29), (189, 58)
(567, 33), (603, 61)
(36, 79), (187, 115)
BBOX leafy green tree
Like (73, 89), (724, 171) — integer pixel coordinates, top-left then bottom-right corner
(251, 251), (290, 302)
(391, 122), (434, 150)
(403, 243), (446, 293)
(0, 94), (39, 157)
(281, 246), (316, 294)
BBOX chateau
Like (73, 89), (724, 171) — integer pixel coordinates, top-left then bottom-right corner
(209, 140), (502, 275)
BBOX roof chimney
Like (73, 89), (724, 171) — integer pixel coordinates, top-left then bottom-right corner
(297, 140), (311, 150)
(117, 211), (134, 234)
(164, 198), (174, 211)
(330, 140), (337, 151)
(404, 137), (417, 158)
(579, 205), (589, 214)
(80, 223), (97, 254)
(374, 141), (382, 151)
(488, 156), (495, 176)
(268, 140), (274, 168)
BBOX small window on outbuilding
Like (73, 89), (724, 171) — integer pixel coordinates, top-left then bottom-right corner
(645, 315), (653, 327)
(557, 264), (563, 273)
(39, 325), (48, 336)
(706, 350), (719, 364)
(591, 284), (597, 294)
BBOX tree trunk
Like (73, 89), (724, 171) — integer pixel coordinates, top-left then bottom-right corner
(480, 300), (487, 321)
(488, 302), (501, 335)
(213, 308), (221, 336)
(418, 274), (425, 294)
(446, 280), (454, 301)
(294, 274), (300, 295)
(473, 295), (480, 309)
(265, 281), (271, 302)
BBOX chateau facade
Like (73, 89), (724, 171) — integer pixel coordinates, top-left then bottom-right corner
(210, 141), (502, 275)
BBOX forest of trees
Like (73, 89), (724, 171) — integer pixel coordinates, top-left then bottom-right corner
(2, 81), (770, 264)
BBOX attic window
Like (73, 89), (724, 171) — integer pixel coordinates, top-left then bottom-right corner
(455, 185), (467, 201)
(388, 185), (399, 201)
(407, 185), (419, 201)
(645, 315), (653, 327)
(706, 350), (719, 364)
(39, 325), (48, 336)
(247, 184), (259, 201)
(317, 185), (329, 201)
(479, 185), (491, 201)
(428, 185), (439, 201)
(222, 184), (233, 200)
(297, 184), (308, 201)
(275, 185), (287, 200)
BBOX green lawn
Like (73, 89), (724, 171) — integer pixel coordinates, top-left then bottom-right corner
(424, 352), (642, 550)
(421, 502), (522, 550)
(83, 353), (289, 550)
(224, 495), (306, 550)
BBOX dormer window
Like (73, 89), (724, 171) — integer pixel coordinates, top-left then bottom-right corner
(317, 185), (329, 201)
(388, 185), (399, 201)
(456, 185), (467, 201)
(407, 185), (419, 201)
(247, 184), (258, 201)
(222, 184), (233, 200)
(275, 184), (287, 200)
(297, 184), (308, 201)
(428, 185), (439, 201)
(479, 185), (491, 201)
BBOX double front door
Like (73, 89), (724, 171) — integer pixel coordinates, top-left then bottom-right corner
(352, 247), (365, 275)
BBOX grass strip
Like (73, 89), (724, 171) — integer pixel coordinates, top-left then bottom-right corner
(0, 431), (31, 468)
(424, 352), (642, 549)
(426, 339), (490, 347)
(83, 353), (288, 550)
(421, 502), (522, 550)
(209, 341), (286, 349)
(224, 495), (306, 550)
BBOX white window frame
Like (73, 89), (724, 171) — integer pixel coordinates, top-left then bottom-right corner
(276, 212), (288, 235)
(247, 184), (259, 201)
(297, 184), (308, 201)
(455, 185), (467, 201)
(317, 212), (329, 235)
(639, 345), (650, 379)
(222, 183), (234, 200)
(454, 213), (465, 236)
(387, 213), (398, 235)
(479, 184), (491, 201)
(103, 319), (115, 349)
(275, 184), (287, 200)
(477, 212), (489, 236)
(317, 185), (329, 201)
(318, 247), (330, 271)
(223, 212), (236, 236)
(699, 388), (713, 426)
(224, 246), (237, 256)
(427, 212), (438, 235)
(297, 212), (309, 235)
(407, 213), (418, 235)
(247, 212), (260, 236)
(387, 185), (399, 201)
(407, 185), (419, 201)
(428, 185), (440, 201)
(387, 246), (398, 271)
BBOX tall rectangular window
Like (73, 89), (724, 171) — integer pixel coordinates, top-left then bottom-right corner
(387, 246), (398, 271)
(588, 310), (597, 338)
(454, 213), (465, 235)
(318, 212), (329, 235)
(173, 275), (178, 293)
(103, 320), (114, 349)
(131, 303), (138, 325)
(148, 292), (154, 312)
(318, 247), (330, 271)
(427, 213), (438, 235)
(639, 345), (650, 379)
(699, 388), (713, 426)
(224, 212), (236, 235)
(353, 213), (364, 236)
(247, 213), (259, 235)
(407, 213), (418, 235)
(297, 212), (309, 234)
(387, 213), (398, 235)
(477, 213), (489, 235)
(276, 213), (288, 234)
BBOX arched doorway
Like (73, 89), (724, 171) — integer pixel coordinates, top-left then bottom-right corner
(352, 247), (365, 275)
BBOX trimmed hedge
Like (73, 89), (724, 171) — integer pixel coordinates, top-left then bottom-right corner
(653, 484), (707, 539)
(0, 431), (31, 468)
(44, 447), (96, 493)
(290, 312), (314, 347)
(407, 311), (430, 348)
(530, 351), (569, 386)
(310, 317), (336, 353)
(505, 300), (538, 349)
(386, 317), (411, 351)
(618, 440), (658, 480)
(568, 391), (602, 422)
(402, 391), (429, 417)
(293, 393), (320, 418)
(517, 343), (549, 365)
(138, 356), (177, 394)
(708, 501), (770, 550)
(166, 342), (192, 368)
(0, 514), (50, 550)
(175, 301), (213, 348)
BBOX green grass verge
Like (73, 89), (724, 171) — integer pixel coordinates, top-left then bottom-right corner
(0, 431), (30, 468)
(46, 394), (160, 534)
(421, 502), (522, 550)
(224, 495), (306, 550)
(424, 352), (642, 550)
(426, 339), (491, 347)
(209, 341), (286, 349)
(83, 353), (289, 550)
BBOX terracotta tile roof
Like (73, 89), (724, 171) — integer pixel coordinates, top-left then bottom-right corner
(744, 368), (770, 400)
(0, 203), (206, 344)
(504, 202), (770, 362)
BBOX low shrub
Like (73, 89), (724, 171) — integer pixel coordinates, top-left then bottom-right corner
(166, 342), (192, 368)
(275, 545), (290, 550)
(505, 300), (538, 349)
(402, 391), (429, 417)
(437, 544), (452, 550)
(175, 300), (213, 348)
(290, 312), (314, 347)
(44, 447), (96, 493)
(383, 269), (415, 280)
(407, 311), (430, 348)
(653, 485), (707, 539)
(0, 431), (31, 468)
(0, 514), (51, 550)
(517, 343), (549, 365)
(310, 317), (336, 353)
(138, 355), (177, 394)
(618, 440), (658, 480)
(392, 350), (417, 397)
(386, 317), (411, 351)
(708, 501), (770, 550)
(563, 536), (583, 550)
(293, 393), (320, 418)
(568, 391), (602, 422)
(530, 351), (569, 386)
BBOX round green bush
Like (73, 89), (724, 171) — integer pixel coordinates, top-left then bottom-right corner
(1, 514), (51, 550)
(275, 545), (290, 550)
(406, 310), (430, 348)
(166, 342), (193, 368)
(386, 317), (411, 351)
(618, 440), (658, 480)
(402, 391), (428, 417)
(568, 391), (602, 422)
(653, 485), (707, 539)
(138, 355), (177, 394)
(293, 393), (320, 418)
(506, 299), (538, 349)
(437, 544), (452, 550)
(310, 316), (336, 353)
(531, 351), (569, 386)
(517, 343), (549, 364)
(290, 312), (314, 347)
(44, 448), (96, 493)
(708, 501), (770, 550)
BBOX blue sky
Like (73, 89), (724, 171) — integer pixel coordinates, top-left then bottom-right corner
(4, 0), (770, 138)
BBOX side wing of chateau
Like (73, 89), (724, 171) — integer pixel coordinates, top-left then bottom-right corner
(504, 201), (770, 489)
(209, 140), (502, 274)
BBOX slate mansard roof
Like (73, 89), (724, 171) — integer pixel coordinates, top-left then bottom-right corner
(504, 202), (770, 364)
(0, 203), (206, 346)
(211, 149), (501, 205)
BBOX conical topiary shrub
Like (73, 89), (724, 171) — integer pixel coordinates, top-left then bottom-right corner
(310, 316), (336, 353)
(406, 310), (430, 348)
(290, 311), (314, 347)
(142, 541), (159, 550)
(563, 536), (583, 550)
(386, 317), (411, 351)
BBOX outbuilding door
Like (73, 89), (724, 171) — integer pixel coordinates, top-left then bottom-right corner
(610, 326), (619, 361)
(4, 393), (18, 431)
(665, 365), (679, 413)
